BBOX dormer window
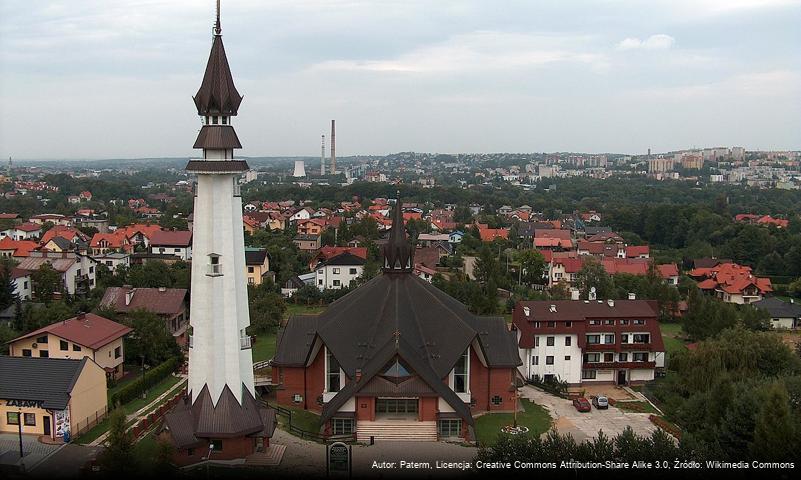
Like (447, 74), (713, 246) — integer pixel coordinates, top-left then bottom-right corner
(222, 116), (228, 125)
(212, 116), (219, 124)
(207, 254), (222, 276)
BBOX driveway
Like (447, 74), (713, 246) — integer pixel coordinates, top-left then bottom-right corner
(0, 433), (64, 472)
(29, 444), (103, 478)
(520, 386), (657, 443)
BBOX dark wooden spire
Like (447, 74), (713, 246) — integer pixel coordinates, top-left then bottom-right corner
(193, 1), (242, 116)
(382, 195), (414, 273)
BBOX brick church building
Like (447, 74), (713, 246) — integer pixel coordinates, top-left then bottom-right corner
(272, 199), (521, 441)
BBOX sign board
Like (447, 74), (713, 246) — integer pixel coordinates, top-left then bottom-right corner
(327, 441), (351, 477)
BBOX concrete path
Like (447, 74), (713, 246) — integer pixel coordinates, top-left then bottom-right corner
(88, 374), (187, 446)
(520, 385), (657, 443)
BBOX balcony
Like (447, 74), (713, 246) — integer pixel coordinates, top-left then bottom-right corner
(189, 335), (193, 348)
(584, 343), (612, 351)
(583, 361), (656, 370)
(620, 342), (651, 350)
(207, 263), (223, 277)
(240, 336), (252, 350)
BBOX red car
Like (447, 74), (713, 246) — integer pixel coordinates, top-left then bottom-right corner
(572, 397), (592, 412)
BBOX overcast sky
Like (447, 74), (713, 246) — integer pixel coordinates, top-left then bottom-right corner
(0, 0), (799, 160)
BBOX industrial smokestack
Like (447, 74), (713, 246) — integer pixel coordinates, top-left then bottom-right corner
(321, 135), (326, 176)
(330, 119), (336, 175)
(292, 160), (306, 178)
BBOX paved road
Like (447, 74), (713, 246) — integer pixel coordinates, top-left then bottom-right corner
(520, 385), (657, 443)
(30, 444), (102, 478)
(0, 433), (63, 472)
(268, 428), (476, 478)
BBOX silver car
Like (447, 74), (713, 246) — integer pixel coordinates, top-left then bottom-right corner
(592, 395), (609, 409)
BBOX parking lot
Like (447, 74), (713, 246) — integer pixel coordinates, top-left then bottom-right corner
(520, 386), (658, 443)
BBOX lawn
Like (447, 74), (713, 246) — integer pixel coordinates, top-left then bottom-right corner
(474, 399), (552, 446)
(251, 331), (277, 364)
(615, 401), (660, 415)
(659, 322), (683, 336)
(75, 375), (185, 444)
(278, 405), (322, 435)
(660, 322), (688, 361)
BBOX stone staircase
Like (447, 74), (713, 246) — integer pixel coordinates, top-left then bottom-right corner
(356, 420), (438, 442)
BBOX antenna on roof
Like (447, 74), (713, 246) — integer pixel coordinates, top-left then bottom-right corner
(214, 0), (222, 36)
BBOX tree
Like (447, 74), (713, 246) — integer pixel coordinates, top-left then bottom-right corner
(517, 250), (546, 286)
(100, 409), (134, 473)
(575, 258), (613, 299)
(473, 245), (500, 284)
(31, 263), (62, 304)
(750, 383), (798, 461)
(248, 283), (286, 333)
(0, 264), (18, 311)
(122, 310), (179, 364)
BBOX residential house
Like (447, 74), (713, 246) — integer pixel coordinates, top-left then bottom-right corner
(11, 267), (32, 300)
(8, 312), (132, 380)
(752, 297), (801, 330)
(92, 252), (131, 272)
(293, 234), (321, 252)
(245, 247), (272, 285)
(309, 246), (368, 271)
(690, 262), (772, 304)
(512, 300), (665, 386)
(315, 252), (365, 290)
(99, 286), (189, 346)
(3, 222), (42, 241)
(150, 230), (193, 261)
(90, 231), (131, 255)
(16, 251), (98, 296)
(0, 237), (38, 259)
(28, 214), (72, 227)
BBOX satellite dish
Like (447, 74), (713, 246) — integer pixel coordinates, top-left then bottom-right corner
(590, 287), (596, 293)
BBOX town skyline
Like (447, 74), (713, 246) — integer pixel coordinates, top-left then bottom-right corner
(1, 0), (800, 160)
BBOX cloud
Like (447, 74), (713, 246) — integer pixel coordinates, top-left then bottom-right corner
(617, 34), (676, 51)
(310, 31), (609, 74)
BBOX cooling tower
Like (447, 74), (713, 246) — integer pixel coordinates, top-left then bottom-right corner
(292, 160), (306, 177)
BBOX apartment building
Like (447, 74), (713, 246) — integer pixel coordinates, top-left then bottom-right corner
(512, 299), (665, 386)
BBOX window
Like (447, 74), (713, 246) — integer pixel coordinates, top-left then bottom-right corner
(333, 280), (341, 287)
(248, 267), (254, 273)
(114, 346), (121, 359)
(210, 439), (223, 451)
(604, 353), (615, 362)
(565, 355), (571, 361)
(438, 419), (462, 437)
(39, 350), (49, 358)
(349, 268), (357, 275)
(619, 353), (628, 362)
(634, 319), (646, 325)
(620, 319), (630, 325)
(333, 268), (341, 274)
(318, 280), (323, 285)
(453, 349), (469, 393)
(633, 353), (649, 362)
(546, 336), (554, 346)
(327, 348), (341, 393)
(589, 320), (599, 325)
(621, 334), (629, 343)
(533, 321), (540, 328)
(547, 321), (555, 328)
(22, 349), (31, 357)
(24, 413), (36, 426)
(582, 370), (597, 379)
(633, 334), (650, 344)
(36, 335), (48, 344)
(545, 356), (554, 365)
(293, 394), (303, 403)
(586, 335), (600, 344)
(188, 448), (195, 456)
(565, 337), (572, 346)
(207, 254), (222, 276)
(491, 395), (503, 406)
(604, 320), (614, 325)
(565, 321), (572, 328)
(7, 412), (19, 425)
(60, 340), (68, 351)
(584, 353), (600, 363)
(174, 248), (181, 253)
(332, 418), (354, 435)
(534, 337), (539, 347)
(532, 356), (539, 365)
(604, 334), (615, 344)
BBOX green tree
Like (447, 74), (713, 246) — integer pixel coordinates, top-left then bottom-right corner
(0, 264), (18, 311)
(517, 249), (546, 286)
(100, 409), (134, 473)
(750, 383), (798, 461)
(575, 258), (613, 299)
(123, 310), (179, 364)
(31, 263), (63, 304)
(247, 283), (286, 333)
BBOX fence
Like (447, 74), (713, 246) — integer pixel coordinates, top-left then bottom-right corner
(72, 406), (108, 437)
(129, 389), (186, 441)
(262, 400), (355, 443)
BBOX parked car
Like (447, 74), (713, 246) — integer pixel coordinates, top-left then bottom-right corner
(592, 395), (609, 409)
(572, 397), (591, 412)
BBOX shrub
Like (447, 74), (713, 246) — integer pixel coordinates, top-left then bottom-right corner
(110, 356), (180, 407)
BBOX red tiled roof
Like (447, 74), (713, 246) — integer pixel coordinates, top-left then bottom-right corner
(99, 287), (187, 316)
(41, 226), (87, 245)
(0, 237), (38, 257)
(150, 230), (192, 247)
(626, 245), (650, 257)
(10, 313), (132, 350)
(535, 229), (571, 239)
(478, 227), (509, 242)
(15, 222), (42, 233)
(119, 224), (162, 240)
(90, 231), (128, 249)
(657, 263), (679, 278)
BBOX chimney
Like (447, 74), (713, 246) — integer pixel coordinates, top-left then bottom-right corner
(522, 306), (530, 317)
(570, 289), (580, 301)
(330, 119), (336, 175)
(125, 289), (134, 306)
(628, 292), (636, 300)
(607, 299), (615, 307)
(355, 369), (362, 382)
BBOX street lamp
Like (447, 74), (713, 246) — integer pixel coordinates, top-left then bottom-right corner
(17, 408), (23, 459)
(140, 355), (149, 399)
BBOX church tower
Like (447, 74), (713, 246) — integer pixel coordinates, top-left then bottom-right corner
(187, 0), (254, 406)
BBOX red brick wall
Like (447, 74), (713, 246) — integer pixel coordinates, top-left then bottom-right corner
(274, 347), (326, 412)
(419, 396), (438, 421)
(469, 349), (516, 412)
(356, 396), (375, 422)
(163, 433), (257, 467)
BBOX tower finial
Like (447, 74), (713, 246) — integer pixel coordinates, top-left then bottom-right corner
(214, 0), (221, 36)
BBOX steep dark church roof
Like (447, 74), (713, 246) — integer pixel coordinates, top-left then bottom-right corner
(274, 200), (521, 425)
(193, 16), (242, 116)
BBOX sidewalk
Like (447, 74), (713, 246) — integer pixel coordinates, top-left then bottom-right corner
(88, 374), (187, 446)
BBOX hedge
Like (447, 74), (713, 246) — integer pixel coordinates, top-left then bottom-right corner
(110, 356), (180, 407)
